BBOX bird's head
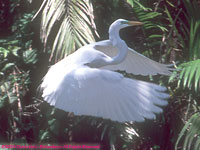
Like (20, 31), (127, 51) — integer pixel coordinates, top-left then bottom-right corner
(109, 19), (143, 32)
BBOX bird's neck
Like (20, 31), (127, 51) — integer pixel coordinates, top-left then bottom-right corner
(109, 29), (120, 45)
(108, 29), (128, 65)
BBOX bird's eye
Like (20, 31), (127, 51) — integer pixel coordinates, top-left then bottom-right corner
(121, 20), (128, 24)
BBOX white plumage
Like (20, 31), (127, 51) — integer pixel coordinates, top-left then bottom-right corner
(41, 19), (172, 122)
(94, 40), (173, 75)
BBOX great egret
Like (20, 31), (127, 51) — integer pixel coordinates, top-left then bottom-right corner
(41, 19), (172, 122)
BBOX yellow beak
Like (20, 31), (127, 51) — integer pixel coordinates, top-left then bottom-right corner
(128, 21), (143, 26)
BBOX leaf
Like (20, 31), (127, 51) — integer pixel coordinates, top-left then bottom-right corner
(37, 0), (99, 61)
(48, 118), (60, 136)
(148, 35), (163, 39)
(2, 63), (15, 71)
(195, 65), (200, 92)
(126, 0), (134, 7)
(11, 46), (20, 57)
(9, 96), (18, 104)
(164, 6), (187, 51)
(131, 0), (151, 11)
(127, 0), (167, 50)
(40, 131), (50, 141)
(0, 95), (7, 109)
(171, 59), (200, 92)
(175, 113), (200, 150)
(23, 49), (37, 64)
(6, 40), (20, 45)
(139, 12), (161, 21)
(169, 0), (200, 60)
(0, 47), (10, 58)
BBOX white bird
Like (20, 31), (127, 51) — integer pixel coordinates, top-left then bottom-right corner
(41, 19), (172, 122)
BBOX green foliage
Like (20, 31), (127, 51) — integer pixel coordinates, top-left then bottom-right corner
(126, 0), (168, 54)
(169, 59), (200, 92)
(166, 1), (200, 149)
(165, 0), (200, 60)
(0, 7), (38, 144)
(0, 12), (38, 98)
(175, 113), (200, 150)
(183, 0), (200, 60)
(36, 0), (99, 61)
(168, 0), (200, 93)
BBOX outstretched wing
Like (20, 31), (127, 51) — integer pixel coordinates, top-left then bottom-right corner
(41, 65), (169, 122)
(93, 40), (173, 76)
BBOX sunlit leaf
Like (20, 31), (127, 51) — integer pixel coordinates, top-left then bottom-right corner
(2, 63), (15, 71)
(148, 35), (163, 39)
(9, 96), (18, 104)
(126, 0), (134, 7)
(0, 47), (9, 58)
(37, 0), (99, 61)
(40, 131), (50, 142)
(11, 46), (20, 57)
(23, 49), (37, 64)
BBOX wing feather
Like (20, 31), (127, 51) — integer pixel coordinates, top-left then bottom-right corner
(41, 66), (168, 122)
(93, 40), (173, 76)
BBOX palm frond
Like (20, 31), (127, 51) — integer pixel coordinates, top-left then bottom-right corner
(167, 0), (200, 93)
(126, 0), (168, 58)
(169, 59), (200, 92)
(38, 0), (98, 61)
(175, 113), (200, 150)
(127, 0), (167, 36)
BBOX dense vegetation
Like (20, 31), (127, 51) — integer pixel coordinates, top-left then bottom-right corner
(0, 0), (200, 149)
